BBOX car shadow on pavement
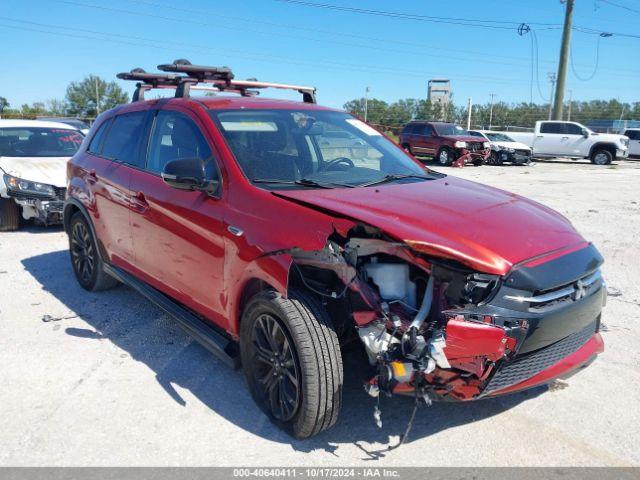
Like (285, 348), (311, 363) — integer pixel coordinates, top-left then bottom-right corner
(22, 249), (544, 460)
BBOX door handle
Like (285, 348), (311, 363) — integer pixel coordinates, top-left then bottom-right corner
(561, 136), (569, 139)
(227, 225), (244, 237)
(131, 191), (149, 212)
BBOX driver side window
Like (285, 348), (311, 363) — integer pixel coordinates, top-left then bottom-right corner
(147, 110), (216, 179)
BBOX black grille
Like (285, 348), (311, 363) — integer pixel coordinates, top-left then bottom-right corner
(483, 321), (597, 394)
(514, 149), (531, 157)
(54, 187), (66, 201)
(467, 142), (484, 152)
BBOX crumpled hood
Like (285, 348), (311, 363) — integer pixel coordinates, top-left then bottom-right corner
(0, 156), (68, 188)
(442, 135), (487, 143)
(491, 140), (532, 151)
(274, 176), (585, 275)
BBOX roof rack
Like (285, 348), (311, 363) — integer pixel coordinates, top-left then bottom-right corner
(117, 59), (317, 104)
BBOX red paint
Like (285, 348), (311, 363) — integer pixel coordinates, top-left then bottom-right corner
(443, 317), (508, 376)
(275, 176), (584, 275)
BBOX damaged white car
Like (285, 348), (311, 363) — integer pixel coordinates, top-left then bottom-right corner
(0, 120), (84, 230)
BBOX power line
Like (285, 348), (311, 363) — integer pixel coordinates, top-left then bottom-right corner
(276, 0), (561, 29)
(570, 35), (602, 81)
(598, 0), (640, 15)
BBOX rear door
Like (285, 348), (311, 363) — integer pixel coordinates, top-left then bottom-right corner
(128, 106), (227, 325)
(418, 123), (438, 156)
(535, 122), (567, 156)
(85, 110), (149, 269)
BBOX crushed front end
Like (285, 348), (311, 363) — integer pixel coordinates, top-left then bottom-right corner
(3, 174), (66, 225)
(289, 230), (605, 404)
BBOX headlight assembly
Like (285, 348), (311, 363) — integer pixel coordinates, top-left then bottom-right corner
(483, 142), (491, 148)
(3, 174), (56, 197)
(454, 141), (467, 149)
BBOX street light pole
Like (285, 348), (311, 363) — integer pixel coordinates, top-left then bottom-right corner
(466, 98), (473, 131)
(567, 89), (573, 121)
(364, 86), (370, 122)
(547, 72), (556, 120)
(488, 93), (496, 130)
(95, 77), (101, 116)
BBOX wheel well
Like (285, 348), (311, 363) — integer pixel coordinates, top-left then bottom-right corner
(63, 203), (79, 234)
(237, 278), (273, 325)
(589, 143), (616, 158)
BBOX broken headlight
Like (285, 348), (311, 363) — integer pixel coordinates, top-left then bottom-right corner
(461, 273), (500, 304)
(4, 174), (56, 198)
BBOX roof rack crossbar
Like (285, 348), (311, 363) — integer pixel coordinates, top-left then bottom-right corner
(117, 60), (317, 103)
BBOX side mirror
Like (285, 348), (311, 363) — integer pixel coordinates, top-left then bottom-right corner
(582, 128), (590, 138)
(161, 158), (218, 195)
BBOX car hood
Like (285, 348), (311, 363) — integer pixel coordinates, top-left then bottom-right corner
(442, 135), (487, 143)
(274, 176), (585, 275)
(0, 156), (68, 188)
(492, 141), (532, 150)
(592, 132), (627, 144)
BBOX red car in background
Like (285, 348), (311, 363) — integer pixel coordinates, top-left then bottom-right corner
(64, 61), (605, 439)
(400, 121), (491, 166)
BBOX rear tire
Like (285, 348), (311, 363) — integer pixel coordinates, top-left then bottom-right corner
(437, 148), (454, 166)
(68, 212), (119, 291)
(240, 289), (343, 439)
(0, 198), (20, 231)
(590, 148), (613, 165)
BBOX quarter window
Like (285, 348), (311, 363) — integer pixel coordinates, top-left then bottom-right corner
(147, 111), (215, 178)
(87, 119), (111, 154)
(101, 112), (147, 167)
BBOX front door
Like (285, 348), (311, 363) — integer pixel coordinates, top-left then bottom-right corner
(128, 107), (227, 325)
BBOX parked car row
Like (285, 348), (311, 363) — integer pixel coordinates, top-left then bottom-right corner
(399, 120), (631, 166)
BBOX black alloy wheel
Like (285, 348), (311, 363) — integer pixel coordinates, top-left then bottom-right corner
(250, 313), (300, 422)
(71, 220), (95, 285)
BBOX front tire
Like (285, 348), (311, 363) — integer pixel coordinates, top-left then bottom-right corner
(0, 198), (20, 231)
(591, 148), (613, 165)
(68, 212), (119, 291)
(240, 289), (343, 439)
(488, 151), (503, 166)
(437, 148), (454, 166)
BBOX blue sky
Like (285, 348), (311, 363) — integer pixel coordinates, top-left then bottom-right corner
(1, 0), (638, 110)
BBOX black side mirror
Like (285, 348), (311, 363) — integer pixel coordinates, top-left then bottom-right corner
(582, 128), (590, 138)
(161, 158), (218, 195)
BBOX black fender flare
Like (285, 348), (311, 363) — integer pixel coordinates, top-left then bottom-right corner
(588, 142), (617, 158)
(63, 198), (107, 262)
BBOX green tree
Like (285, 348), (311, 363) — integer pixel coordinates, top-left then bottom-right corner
(66, 75), (128, 117)
(0, 96), (8, 114)
(343, 97), (389, 125)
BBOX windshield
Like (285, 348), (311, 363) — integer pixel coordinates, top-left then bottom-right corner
(211, 109), (434, 189)
(434, 124), (468, 136)
(485, 132), (514, 142)
(0, 127), (83, 157)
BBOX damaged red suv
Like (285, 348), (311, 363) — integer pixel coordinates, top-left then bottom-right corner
(64, 61), (605, 439)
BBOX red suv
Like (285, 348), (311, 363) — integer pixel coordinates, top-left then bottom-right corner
(400, 121), (491, 166)
(64, 61), (605, 439)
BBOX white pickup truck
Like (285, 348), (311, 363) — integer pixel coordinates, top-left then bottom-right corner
(499, 121), (629, 165)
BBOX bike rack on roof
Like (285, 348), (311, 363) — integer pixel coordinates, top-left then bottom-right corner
(117, 59), (317, 104)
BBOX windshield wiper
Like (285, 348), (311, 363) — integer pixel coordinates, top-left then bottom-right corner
(252, 178), (344, 189)
(357, 174), (433, 188)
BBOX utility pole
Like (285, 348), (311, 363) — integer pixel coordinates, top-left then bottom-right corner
(95, 77), (101, 116)
(567, 89), (573, 121)
(547, 72), (556, 120)
(553, 0), (574, 120)
(466, 98), (473, 131)
(364, 86), (370, 122)
(488, 93), (496, 130)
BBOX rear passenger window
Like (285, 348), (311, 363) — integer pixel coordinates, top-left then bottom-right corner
(87, 119), (111, 154)
(147, 111), (215, 178)
(101, 112), (147, 167)
(540, 122), (564, 134)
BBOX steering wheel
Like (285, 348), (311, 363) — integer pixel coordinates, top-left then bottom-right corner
(321, 157), (355, 171)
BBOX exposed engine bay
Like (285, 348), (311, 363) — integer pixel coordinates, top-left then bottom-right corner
(283, 224), (532, 405)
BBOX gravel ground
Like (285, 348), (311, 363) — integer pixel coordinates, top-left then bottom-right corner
(0, 158), (639, 466)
